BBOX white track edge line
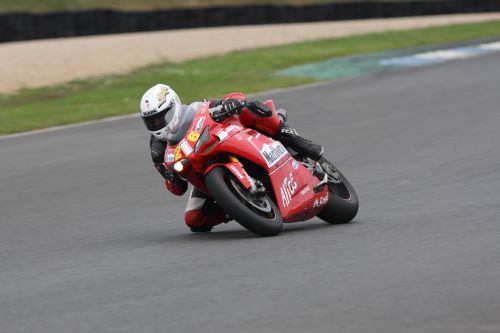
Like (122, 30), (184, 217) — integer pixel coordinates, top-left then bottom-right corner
(0, 114), (139, 140)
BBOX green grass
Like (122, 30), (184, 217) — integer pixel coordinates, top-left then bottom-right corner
(1, 20), (500, 135)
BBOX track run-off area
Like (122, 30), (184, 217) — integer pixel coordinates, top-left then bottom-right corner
(1, 52), (500, 333)
(2, 13), (500, 94)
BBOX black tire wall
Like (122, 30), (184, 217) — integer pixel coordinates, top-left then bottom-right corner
(2, 0), (500, 43)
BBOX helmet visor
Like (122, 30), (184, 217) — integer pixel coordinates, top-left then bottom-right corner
(142, 109), (169, 131)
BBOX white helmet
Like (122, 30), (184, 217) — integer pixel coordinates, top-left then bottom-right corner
(140, 84), (181, 140)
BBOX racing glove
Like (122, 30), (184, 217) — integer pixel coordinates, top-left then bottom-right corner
(165, 171), (188, 196)
(211, 98), (246, 122)
(155, 162), (188, 196)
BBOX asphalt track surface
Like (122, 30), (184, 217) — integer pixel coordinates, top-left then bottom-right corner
(1, 52), (500, 333)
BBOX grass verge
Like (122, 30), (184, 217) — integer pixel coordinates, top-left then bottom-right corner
(1, 19), (500, 135)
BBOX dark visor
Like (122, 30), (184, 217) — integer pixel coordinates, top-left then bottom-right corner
(142, 109), (169, 131)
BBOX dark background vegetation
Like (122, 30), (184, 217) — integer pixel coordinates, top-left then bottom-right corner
(2, 0), (500, 43)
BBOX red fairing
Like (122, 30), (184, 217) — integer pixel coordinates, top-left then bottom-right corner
(269, 158), (329, 222)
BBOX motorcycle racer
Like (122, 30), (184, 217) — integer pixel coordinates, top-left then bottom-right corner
(140, 83), (324, 232)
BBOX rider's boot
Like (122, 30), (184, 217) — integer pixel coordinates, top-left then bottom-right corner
(276, 108), (288, 123)
(275, 122), (324, 161)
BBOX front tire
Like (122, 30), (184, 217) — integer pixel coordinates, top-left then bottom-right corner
(317, 159), (359, 224)
(205, 166), (283, 237)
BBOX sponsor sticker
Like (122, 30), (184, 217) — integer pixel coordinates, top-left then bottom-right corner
(194, 116), (206, 132)
(175, 146), (182, 161)
(299, 186), (310, 196)
(179, 140), (193, 156)
(229, 165), (245, 180)
(261, 141), (288, 168)
(226, 125), (242, 133)
(313, 194), (329, 208)
(216, 130), (229, 142)
(142, 109), (157, 117)
(292, 160), (299, 170)
(166, 153), (175, 163)
(187, 131), (200, 142)
(280, 172), (298, 207)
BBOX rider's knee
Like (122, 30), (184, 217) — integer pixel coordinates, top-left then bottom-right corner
(185, 207), (228, 229)
(185, 210), (205, 228)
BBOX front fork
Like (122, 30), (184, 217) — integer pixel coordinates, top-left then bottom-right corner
(227, 155), (265, 195)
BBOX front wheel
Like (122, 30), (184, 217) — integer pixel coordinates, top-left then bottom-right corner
(205, 166), (283, 237)
(317, 159), (359, 224)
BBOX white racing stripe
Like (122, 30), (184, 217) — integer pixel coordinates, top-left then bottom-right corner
(480, 41), (500, 50)
(417, 50), (472, 60)
(380, 40), (500, 67)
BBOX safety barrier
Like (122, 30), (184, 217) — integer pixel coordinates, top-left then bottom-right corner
(1, 0), (500, 43)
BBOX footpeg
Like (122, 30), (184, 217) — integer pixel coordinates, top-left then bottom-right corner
(321, 162), (341, 184)
(313, 172), (328, 193)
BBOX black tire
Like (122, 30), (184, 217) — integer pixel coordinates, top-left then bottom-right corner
(317, 159), (359, 224)
(205, 166), (283, 237)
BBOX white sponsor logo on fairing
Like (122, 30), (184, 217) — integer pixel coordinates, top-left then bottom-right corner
(194, 116), (206, 132)
(226, 125), (242, 133)
(313, 194), (328, 208)
(281, 173), (297, 207)
(216, 130), (229, 141)
(229, 165), (245, 180)
(261, 141), (288, 167)
(299, 186), (310, 196)
(179, 140), (193, 156)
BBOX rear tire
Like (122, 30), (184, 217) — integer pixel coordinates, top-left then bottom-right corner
(317, 159), (359, 224)
(205, 166), (283, 237)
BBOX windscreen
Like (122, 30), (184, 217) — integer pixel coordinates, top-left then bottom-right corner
(166, 103), (200, 145)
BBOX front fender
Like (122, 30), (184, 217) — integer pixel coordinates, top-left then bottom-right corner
(203, 162), (252, 189)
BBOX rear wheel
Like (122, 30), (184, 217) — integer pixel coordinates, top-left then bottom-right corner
(317, 159), (359, 224)
(205, 166), (283, 237)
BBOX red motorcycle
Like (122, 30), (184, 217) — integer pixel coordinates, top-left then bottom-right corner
(164, 100), (358, 236)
